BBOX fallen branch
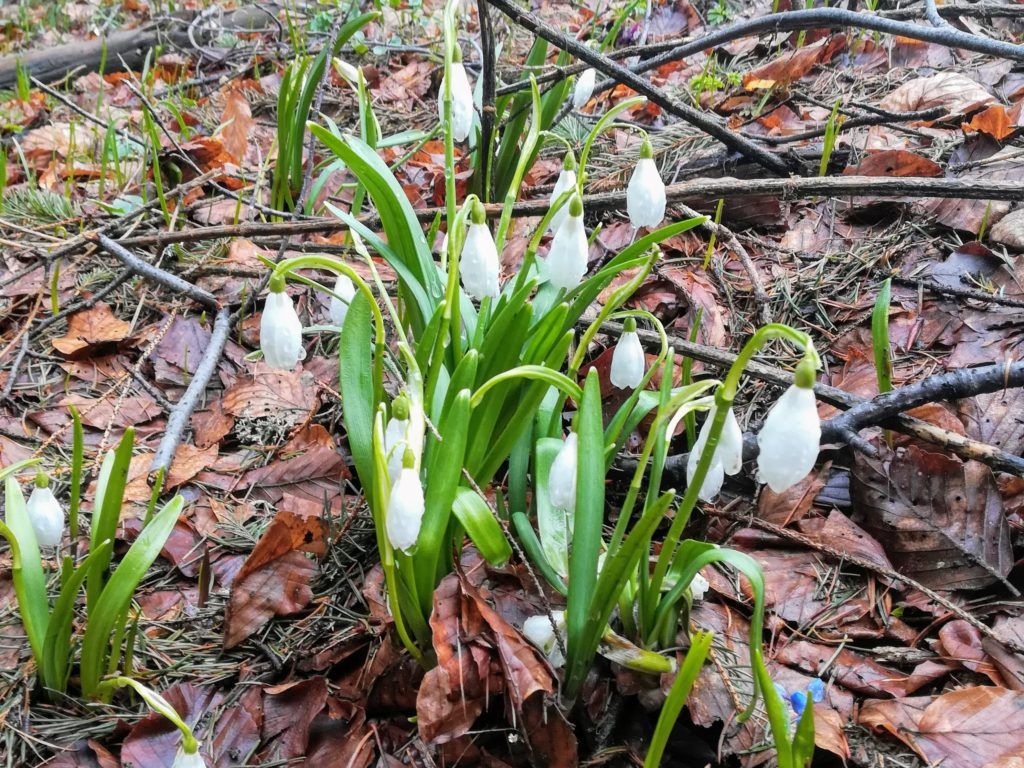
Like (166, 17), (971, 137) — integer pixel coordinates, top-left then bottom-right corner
(95, 234), (220, 311)
(115, 175), (1024, 250)
(150, 308), (232, 474)
(708, 507), (1024, 655)
(892, 275), (1024, 310)
(481, 0), (794, 176)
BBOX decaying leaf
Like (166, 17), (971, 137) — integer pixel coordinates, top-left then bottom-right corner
(880, 72), (994, 116)
(51, 303), (131, 357)
(852, 445), (1012, 591)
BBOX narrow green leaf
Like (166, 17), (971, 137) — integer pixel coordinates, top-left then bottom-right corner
(0, 482), (48, 665)
(87, 428), (135, 612)
(451, 486), (512, 566)
(339, 292), (377, 507)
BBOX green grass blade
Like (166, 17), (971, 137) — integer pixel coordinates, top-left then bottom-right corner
(87, 428), (135, 612)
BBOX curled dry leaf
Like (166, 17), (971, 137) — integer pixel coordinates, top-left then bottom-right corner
(51, 303), (131, 357)
(742, 35), (847, 90)
(852, 445), (1012, 591)
(880, 72), (994, 117)
(220, 88), (254, 164)
(860, 686), (1024, 768)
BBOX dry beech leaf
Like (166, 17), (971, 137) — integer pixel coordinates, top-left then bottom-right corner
(852, 445), (1012, 591)
(743, 35), (846, 90)
(260, 678), (328, 763)
(222, 366), (318, 422)
(221, 88), (254, 164)
(844, 149), (943, 178)
(52, 303), (131, 356)
(880, 72), (994, 116)
(962, 103), (1015, 140)
(860, 687), (1024, 768)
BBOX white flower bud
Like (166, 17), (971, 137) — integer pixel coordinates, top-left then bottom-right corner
(547, 198), (588, 291)
(387, 462), (425, 553)
(572, 68), (596, 110)
(440, 61), (474, 143)
(329, 274), (356, 327)
(626, 140), (666, 229)
(332, 58), (360, 83)
(549, 155), (578, 234)
(385, 417), (409, 482)
(686, 404), (744, 500)
(690, 572), (710, 601)
(26, 477), (63, 548)
(548, 432), (578, 511)
(610, 322), (645, 390)
(460, 203), (500, 300)
(172, 746), (206, 768)
(260, 288), (303, 370)
(523, 611), (566, 667)
(756, 382), (821, 493)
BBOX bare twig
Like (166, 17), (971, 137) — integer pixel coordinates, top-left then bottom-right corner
(114, 175), (1024, 250)
(892, 275), (1024, 310)
(481, 0), (795, 176)
(94, 234), (220, 311)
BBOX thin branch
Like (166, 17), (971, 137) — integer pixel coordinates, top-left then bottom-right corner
(481, 0), (794, 176)
(893, 275), (1024, 310)
(94, 234), (220, 311)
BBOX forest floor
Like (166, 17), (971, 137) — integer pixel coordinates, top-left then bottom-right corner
(2, 0), (1024, 766)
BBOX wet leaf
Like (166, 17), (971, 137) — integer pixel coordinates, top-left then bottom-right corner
(852, 445), (1012, 591)
(260, 678), (328, 763)
(121, 684), (221, 768)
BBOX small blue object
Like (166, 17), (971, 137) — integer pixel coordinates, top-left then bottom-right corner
(807, 677), (826, 703)
(790, 690), (808, 715)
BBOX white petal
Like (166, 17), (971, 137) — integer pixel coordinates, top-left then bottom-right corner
(572, 68), (596, 110)
(756, 385), (821, 493)
(172, 746), (206, 768)
(385, 417), (409, 482)
(329, 274), (356, 327)
(719, 408), (744, 476)
(440, 63), (474, 142)
(26, 487), (63, 548)
(609, 330), (645, 389)
(386, 468), (425, 552)
(546, 214), (588, 291)
(460, 222), (501, 300)
(690, 572), (710, 601)
(260, 292), (303, 370)
(523, 612), (566, 667)
(548, 433), (578, 510)
(626, 158), (666, 229)
(548, 169), (578, 233)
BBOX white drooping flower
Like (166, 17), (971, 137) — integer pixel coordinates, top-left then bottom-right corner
(686, 404), (744, 501)
(547, 196), (588, 291)
(610, 318), (645, 389)
(690, 572), (710, 601)
(26, 474), (63, 548)
(260, 283), (303, 370)
(548, 432), (578, 511)
(572, 68), (596, 110)
(549, 152), (578, 234)
(329, 274), (356, 327)
(332, 58), (360, 84)
(385, 395), (411, 482)
(523, 611), (567, 667)
(172, 745), (206, 768)
(756, 368), (821, 493)
(386, 450), (426, 553)
(460, 201), (500, 300)
(626, 139), (666, 229)
(439, 51), (474, 143)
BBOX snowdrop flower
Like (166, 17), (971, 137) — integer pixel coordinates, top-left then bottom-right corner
(332, 58), (360, 84)
(460, 200), (500, 300)
(686, 403), (743, 501)
(547, 196), (588, 291)
(523, 611), (566, 668)
(626, 138), (666, 229)
(385, 395), (411, 482)
(260, 278), (303, 370)
(439, 48), (474, 143)
(329, 273), (356, 327)
(26, 473), (63, 548)
(610, 317), (645, 389)
(386, 448), (425, 553)
(756, 360), (821, 493)
(548, 432), (578, 511)
(690, 572), (710, 601)
(172, 745), (206, 768)
(549, 152), (578, 233)
(572, 68), (596, 110)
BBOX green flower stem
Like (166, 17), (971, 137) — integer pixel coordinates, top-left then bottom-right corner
(470, 366), (583, 408)
(644, 324), (819, 638)
(441, 1), (462, 364)
(578, 95), (646, 186)
(271, 254), (387, 402)
(98, 676), (199, 754)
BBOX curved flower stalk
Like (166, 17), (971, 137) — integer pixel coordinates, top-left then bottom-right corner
(547, 196), (588, 291)
(572, 67), (596, 110)
(610, 317), (646, 390)
(438, 46), (474, 142)
(626, 138), (666, 229)
(27, 472), (63, 548)
(460, 200), (501, 300)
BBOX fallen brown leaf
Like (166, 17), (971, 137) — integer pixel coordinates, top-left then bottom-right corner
(221, 89), (254, 164)
(52, 303), (131, 357)
(880, 72), (994, 116)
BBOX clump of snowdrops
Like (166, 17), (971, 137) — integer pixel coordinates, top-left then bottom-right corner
(256, 2), (825, 765)
(0, 412), (183, 700)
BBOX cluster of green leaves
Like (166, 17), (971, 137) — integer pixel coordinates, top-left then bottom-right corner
(0, 413), (182, 699)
